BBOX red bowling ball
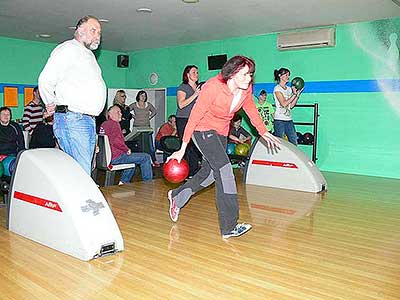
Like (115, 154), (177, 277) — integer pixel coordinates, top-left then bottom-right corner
(163, 159), (189, 183)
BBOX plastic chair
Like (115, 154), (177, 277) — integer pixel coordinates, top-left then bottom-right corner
(96, 135), (135, 186)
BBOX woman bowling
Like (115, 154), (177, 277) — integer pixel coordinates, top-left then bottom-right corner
(273, 67), (303, 145)
(166, 55), (280, 239)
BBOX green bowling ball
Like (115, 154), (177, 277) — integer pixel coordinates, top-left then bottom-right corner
(0, 162), (4, 177)
(243, 143), (250, 150)
(291, 77), (305, 90)
(235, 143), (249, 156)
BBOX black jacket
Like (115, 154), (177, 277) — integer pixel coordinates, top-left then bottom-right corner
(0, 121), (25, 155)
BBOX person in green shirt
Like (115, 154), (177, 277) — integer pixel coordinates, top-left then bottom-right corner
(255, 90), (275, 132)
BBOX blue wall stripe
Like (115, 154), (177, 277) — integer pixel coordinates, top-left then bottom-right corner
(166, 79), (400, 96)
(166, 87), (178, 97)
(0, 83), (36, 94)
(2, 80), (398, 97)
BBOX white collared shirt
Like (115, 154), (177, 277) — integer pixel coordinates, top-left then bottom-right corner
(39, 39), (106, 116)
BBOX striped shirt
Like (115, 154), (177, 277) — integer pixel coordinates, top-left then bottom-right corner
(22, 101), (44, 133)
(129, 102), (157, 127)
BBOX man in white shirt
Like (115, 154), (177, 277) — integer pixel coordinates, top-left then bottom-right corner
(38, 15), (106, 174)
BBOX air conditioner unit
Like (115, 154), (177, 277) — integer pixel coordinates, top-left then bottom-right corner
(277, 28), (336, 51)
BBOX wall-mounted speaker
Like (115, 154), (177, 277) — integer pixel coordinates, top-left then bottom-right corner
(117, 55), (129, 68)
(207, 54), (227, 70)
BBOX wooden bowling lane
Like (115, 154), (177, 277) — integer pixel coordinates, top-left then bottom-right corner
(0, 171), (399, 299)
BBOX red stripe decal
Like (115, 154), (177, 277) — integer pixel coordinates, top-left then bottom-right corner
(251, 159), (298, 169)
(13, 191), (62, 212)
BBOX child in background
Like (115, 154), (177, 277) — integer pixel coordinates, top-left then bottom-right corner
(255, 90), (275, 132)
(228, 114), (252, 145)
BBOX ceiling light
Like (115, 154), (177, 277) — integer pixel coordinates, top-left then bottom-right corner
(36, 34), (52, 38)
(182, 0), (199, 3)
(136, 7), (153, 13)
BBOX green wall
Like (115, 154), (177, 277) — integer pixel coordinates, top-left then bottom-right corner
(126, 18), (400, 179)
(0, 17), (399, 179)
(0, 36), (128, 117)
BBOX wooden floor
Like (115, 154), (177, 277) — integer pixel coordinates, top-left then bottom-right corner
(0, 171), (399, 300)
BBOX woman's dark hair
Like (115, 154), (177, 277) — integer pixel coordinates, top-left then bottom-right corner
(182, 65), (198, 84)
(136, 90), (147, 102)
(274, 68), (290, 82)
(220, 55), (255, 82)
(232, 113), (243, 123)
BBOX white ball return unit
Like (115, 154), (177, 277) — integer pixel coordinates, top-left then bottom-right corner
(6, 149), (124, 261)
(244, 137), (327, 193)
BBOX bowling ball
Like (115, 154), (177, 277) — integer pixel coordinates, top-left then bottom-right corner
(226, 143), (236, 155)
(0, 181), (9, 194)
(303, 132), (314, 145)
(2, 156), (16, 177)
(163, 159), (189, 183)
(0, 162), (3, 178)
(296, 132), (304, 144)
(291, 77), (305, 90)
(234, 143), (249, 156)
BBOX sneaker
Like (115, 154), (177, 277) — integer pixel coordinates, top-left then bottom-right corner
(168, 190), (180, 222)
(118, 181), (124, 186)
(222, 223), (252, 239)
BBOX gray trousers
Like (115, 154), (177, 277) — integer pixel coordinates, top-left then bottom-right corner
(171, 130), (238, 234)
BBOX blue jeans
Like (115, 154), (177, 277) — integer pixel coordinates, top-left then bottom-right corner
(111, 152), (153, 183)
(53, 112), (96, 175)
(273, 119), (298, 146)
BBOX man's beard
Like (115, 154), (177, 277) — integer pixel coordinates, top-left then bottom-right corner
(84, 40), (100, 50)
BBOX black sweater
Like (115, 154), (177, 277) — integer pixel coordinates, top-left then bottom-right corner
(0, 121), (25, 155)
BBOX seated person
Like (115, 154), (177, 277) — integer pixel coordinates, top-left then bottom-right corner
(99, 105), (153, 185)
(0, 106), (25, 156)
(155, 114), (179, 155)
(228, 114), (252, 145)
(22, 86), (45, 135)
(255, 89), (275, 132)
(29, 115), (57, 149)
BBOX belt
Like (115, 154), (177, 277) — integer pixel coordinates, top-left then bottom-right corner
(55, 105), (69, 113)
(55, 105), (94, 117)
